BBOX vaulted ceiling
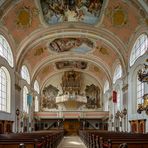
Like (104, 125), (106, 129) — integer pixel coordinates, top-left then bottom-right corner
(0, 0), (148, 91)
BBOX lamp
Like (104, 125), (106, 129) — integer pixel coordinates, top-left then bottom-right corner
(137, 59), (148, 115)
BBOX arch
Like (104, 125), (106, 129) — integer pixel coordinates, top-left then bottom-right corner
(16, 27), (127, 74)
(0, 34), (14, 67)
(31, 54), (112, 86)
(21, 65), (31, 85)
(0, 66), (11, 112)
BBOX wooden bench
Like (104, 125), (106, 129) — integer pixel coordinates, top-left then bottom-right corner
(79, 130), (148, 148)
(0, 130), (64, 148)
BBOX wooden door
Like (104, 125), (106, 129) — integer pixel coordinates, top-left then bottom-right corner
(64, 120), (80, 135)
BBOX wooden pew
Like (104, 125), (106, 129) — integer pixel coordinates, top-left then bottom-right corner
(79, 130), (148, 148)
(0, 130), (64, 148)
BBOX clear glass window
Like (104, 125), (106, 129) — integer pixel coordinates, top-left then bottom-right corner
(0, 35), (14, 67)
(130, 34), (148, 66)
(113, 65), (122, 84)
(34, 80), (40, 94)
(21, 65), (30, 84)
(23, 86), (29, 113)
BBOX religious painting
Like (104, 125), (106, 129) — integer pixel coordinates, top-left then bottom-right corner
(56, 61), (87, 69)
(40, 0), (104, 25)
(42, 85), (59, 109)
(49, 38), (93, 53)
(85, 84), (100, 109)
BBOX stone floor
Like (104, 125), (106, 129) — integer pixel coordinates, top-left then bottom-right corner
(57, 136), (87, 148)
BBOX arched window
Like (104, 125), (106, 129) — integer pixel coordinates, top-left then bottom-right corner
(113, 65), (122, 84)
(130, 34), (148, 66)
(34, 80), (40, 94)
(23, 86), (28, 113)
(34, 96), (39, 112)
(0, 35), (14, 67)
(21, 65), (30, 84)
(136, 76), (144, 108)
(104, 80), (109, 94)
(104, 93), (109, 111)
(0, 66), (11, 112)
(117, 88), (121, 111)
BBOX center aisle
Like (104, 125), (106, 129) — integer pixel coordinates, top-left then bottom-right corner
(57, 136), (87, 148)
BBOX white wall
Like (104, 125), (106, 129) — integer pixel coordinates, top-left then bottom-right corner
(128, 54), (148, 132)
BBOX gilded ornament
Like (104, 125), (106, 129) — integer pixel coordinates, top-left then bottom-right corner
(112, 7), (127, 27)
(16, 6), (32, 28)
(34, 47), (46, 56)
(94, 66), (100, 73)
(99, 47), (109, 55)
(16, 6), (39, 29)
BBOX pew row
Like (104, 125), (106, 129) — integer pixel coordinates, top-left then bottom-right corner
(0, 130), (64, 148)
(79, 130), (148, 148)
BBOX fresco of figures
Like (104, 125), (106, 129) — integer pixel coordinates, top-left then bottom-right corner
(56, 61), (87, 69)
(49, 37), (93, 52)
(85, 84), (100, 109)
(42, 85), (59, 109)
(40, 0), (104, 24)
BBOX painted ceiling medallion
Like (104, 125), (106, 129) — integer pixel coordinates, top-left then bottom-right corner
(56, 61), (87, 70)
(99, 47), (109, 55)
(93, 66), (100, 73)
(112, 7), (127, 26)
(16, 6), (39, 28)
(49, 37), (93, 53)
(40, 0), (104, 25)
(34, 47), (47, 56)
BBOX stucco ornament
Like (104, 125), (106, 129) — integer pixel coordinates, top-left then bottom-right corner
(112, 6), (127, 27)
(16, 6), (39, 28)
(106, 6), (127, 27)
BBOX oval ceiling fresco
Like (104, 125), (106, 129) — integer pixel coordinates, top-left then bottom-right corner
(55, 61), (88, 69)
(49, 37), (94, 53)
(40, 0), (104, 25)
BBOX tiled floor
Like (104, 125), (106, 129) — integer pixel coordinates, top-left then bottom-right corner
(57, 136), (87, 148)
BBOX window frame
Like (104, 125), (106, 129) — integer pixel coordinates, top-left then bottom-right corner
(21, 65), (30, 84)
(0, 66), (11, 113)
(130, 34), (148, 67)
(0, 35), (14, 67)
(113, 64), (122, 84)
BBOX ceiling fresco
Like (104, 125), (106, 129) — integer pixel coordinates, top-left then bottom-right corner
(40, 0), (104, 25)
(49, 37), (94, 53)
(55, 61), (87, 70)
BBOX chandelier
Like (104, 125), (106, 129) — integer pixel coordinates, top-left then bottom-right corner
(137, 59), (148, 115)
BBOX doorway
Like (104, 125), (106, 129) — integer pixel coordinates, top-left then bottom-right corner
(64, 119), (80, 135)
